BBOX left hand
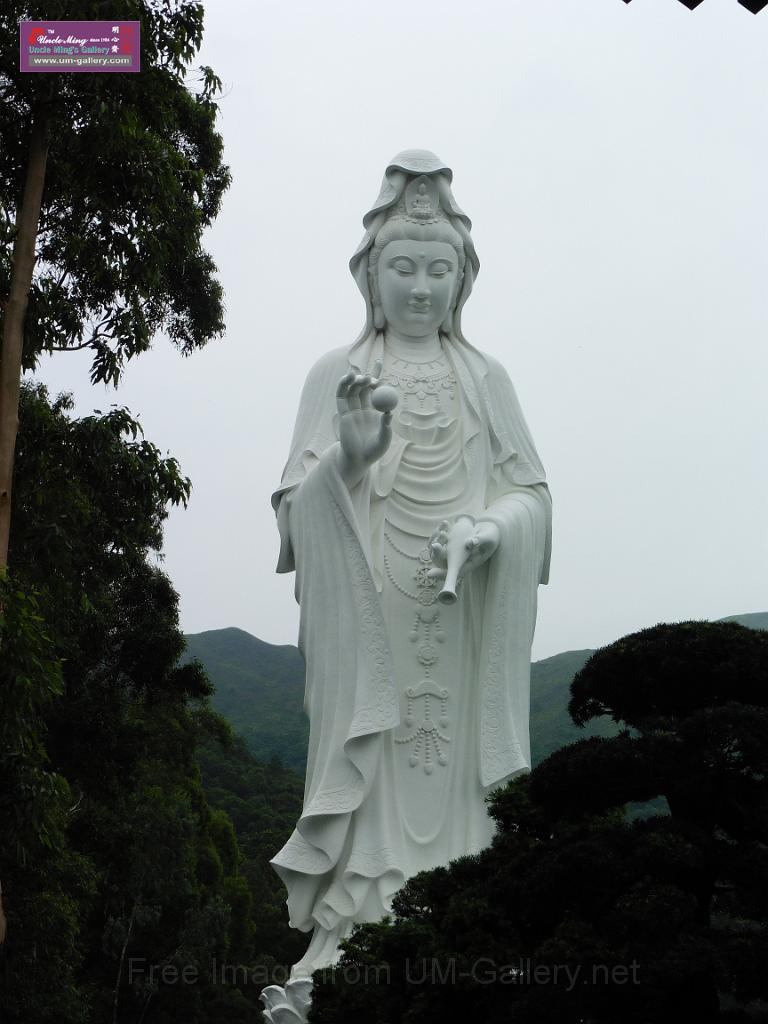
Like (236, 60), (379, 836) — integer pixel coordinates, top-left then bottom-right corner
(428, 518), (501, 582)
(463, 520), (501, 574)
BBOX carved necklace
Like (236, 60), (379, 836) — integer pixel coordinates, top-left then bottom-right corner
(383, 553), (438, 605)
(382, 354), (457, 413)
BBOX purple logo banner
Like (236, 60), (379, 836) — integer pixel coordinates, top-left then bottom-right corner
(20, 21), (140, 73)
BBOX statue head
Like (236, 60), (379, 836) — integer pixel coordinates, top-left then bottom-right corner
(367, 174), (466, 338)
(349, 150), (480, 349)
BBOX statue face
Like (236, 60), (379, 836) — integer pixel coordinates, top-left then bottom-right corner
(377, 239), (458, 338)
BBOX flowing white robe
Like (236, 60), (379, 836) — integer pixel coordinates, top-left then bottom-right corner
(270, 334), (551, 972)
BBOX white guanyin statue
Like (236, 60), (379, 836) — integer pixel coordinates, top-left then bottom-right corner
(261, 149), (552, 1020)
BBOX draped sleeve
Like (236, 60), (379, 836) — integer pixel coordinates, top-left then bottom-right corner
(471, 354), (552, 784)
(269, 445), (399, 933)
(271, 346), (351, 573)
(481, 353), (552, 585)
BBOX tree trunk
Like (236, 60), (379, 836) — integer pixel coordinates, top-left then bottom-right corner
(113, 901), (137, 1024)
(0, 114), (49, 571)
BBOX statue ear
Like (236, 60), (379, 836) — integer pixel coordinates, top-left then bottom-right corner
(442, 269), (463, 332)
(368, 267), (380, 303)
(369, 266), (385, 329)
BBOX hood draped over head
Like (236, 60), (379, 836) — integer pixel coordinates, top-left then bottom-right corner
(349, 149), (480, 353)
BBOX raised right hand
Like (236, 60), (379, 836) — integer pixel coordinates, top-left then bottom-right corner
(336, 360), (394, 487)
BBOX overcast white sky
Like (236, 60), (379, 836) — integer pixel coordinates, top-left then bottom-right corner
(37, 0), (767, 660)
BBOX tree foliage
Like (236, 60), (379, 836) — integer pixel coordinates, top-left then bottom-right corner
(310, 622), (768, 1024)
(0, 0), (230, 384)
(0, 384), (301, 1022)
(568, 620), (768, 729)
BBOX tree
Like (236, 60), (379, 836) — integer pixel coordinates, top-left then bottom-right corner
(0, 384), (276, 1023)
(308, 622), (768, 1024)
(0, 0), (230, 568)
(197, 731), (306, 971)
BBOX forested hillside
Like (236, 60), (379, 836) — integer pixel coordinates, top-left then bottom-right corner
(1, 385), (305, 1022)
(185, 612), (766, 772)
(183, 629), (307, 771)
(196, 733), (305, 969)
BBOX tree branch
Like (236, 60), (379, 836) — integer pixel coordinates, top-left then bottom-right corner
(49, 340), (98, 352)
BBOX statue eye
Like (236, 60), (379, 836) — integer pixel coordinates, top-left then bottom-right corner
(393, 260), (414, 275)
(429, 261), (452, 277)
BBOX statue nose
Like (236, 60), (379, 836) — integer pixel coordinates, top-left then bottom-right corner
(411, 285), (430, 300)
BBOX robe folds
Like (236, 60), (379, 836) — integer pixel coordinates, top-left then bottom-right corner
(270, 333), (552, 941)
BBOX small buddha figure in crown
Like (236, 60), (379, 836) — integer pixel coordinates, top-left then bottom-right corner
(409, 179), (435, 220)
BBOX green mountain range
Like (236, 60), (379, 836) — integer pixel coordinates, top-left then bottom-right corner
(184, 611), (768, 774)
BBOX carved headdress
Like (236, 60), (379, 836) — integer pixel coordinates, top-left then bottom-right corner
(349, 149), (480, 351)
